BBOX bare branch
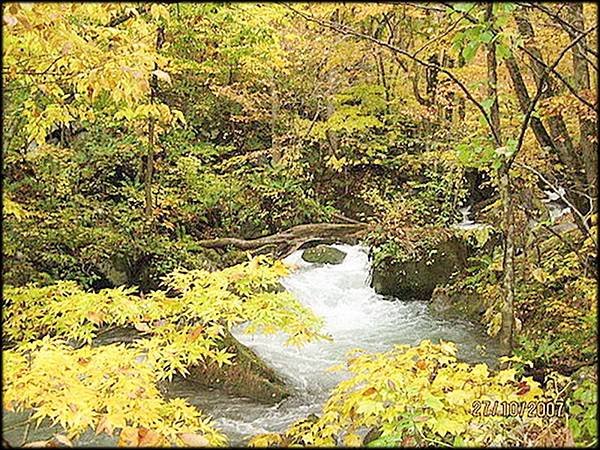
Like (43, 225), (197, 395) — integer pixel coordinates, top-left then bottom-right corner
(107, 5), (150, 28)
(509, 25), (597, 167)
(519, 2), (599, 58)
(517, 46), (596, 112)
(283, 3), (501, 145)
(412, 5), (475, 57)
(515, 161), (594, 242)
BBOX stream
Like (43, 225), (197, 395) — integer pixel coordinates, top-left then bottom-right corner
(168, 244), (499, 445)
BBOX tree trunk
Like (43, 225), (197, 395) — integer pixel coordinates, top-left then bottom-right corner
(443, 53), (454, 122)
(457, 48), (466, 122)
(411, 62), (431, 106)
(196, 222), (367, 258)
(375, 50), (391, 113)
(565, 3), (597, 218)
(324, 70), (339, 156)
(514, 8), (590, 224)
(505, 56), (555, 151)
(485, 7), (500, 137)
(498, 167), (515, 355)
(486, 4), (513, 355)
(144, 25), (165, 219)
(145, 119), (155, 218)
(270, 79), (282, 164)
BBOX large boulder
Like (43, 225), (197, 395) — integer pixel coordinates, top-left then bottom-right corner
(370, 232), (468, 300)
(186, 329), (289, 403)
(94, 327), (289, 403)
(301, 245), (347, 265)
(429, 286), (486, 322)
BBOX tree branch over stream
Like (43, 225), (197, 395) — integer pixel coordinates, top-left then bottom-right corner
(197, 223), (368, 256)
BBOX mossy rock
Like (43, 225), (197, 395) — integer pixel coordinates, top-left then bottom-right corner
(371, 235), (468, 300)
(428, 286), (486, 323)
(301, 245), (346, 265)
(187, 329), (289, 403)
(93, 327), (289, 404)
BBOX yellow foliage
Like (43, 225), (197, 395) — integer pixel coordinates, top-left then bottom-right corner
(3, 197), (30, 220)
(3, 340), (226, 446)
(3, 257), (325, 445)
(250, 340), (562, 447)
(2, 2), (179, 143)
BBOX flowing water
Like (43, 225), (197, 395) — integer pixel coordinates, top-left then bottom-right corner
(168, 244), (499, 445)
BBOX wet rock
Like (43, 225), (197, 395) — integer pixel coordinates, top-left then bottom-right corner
(97, 254), (130, 287)
(93, 326), (289, 404)
(301, 245), (346, 265)
(363, 427), (383, 445)
(429, 286), (485, 322)
(371, 234), (468, 300)
(186, 329), (289, 403)
(266, 281), (286, 293)
(2, 411), (117, 447)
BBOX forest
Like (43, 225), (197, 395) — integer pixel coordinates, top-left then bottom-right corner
(1, 2), (598, 447)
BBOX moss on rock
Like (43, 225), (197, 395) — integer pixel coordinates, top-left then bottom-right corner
(93, 326), (289, 403)
(428, 286), (486, 322)
(301, 245), (347, 265)
(186, 329), (289, 403)
(370, 232), (468, 300)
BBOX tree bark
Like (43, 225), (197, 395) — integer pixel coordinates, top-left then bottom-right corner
(565, 3), (597, 217)
(457, 47), (466, 122)
(411, 63), (431, 106)
(507, 7), (597, 234)
(144, 25), (165, 219)
(498, 166), (515, 356)
(486, 9), (500, 136)
(375, 50), (391, 112)
(196, 223), (367, 257)
(486, 4), (513, 355)
(325, 71), (339, 156)
(505, 56), (555, 151)
(515, 12), (577, 159)
(514, 7), (592, 229)
(144, 119), (155, 218)
(443, 53), (454, 122)
(270, 79), (282, 164)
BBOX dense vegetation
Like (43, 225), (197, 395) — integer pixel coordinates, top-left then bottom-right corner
(2, 2), (597, 447)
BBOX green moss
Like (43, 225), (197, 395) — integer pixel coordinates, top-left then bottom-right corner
(301, 245), (347, 264)
(370, 230), (468, 300)
(187, 329), (289, 403)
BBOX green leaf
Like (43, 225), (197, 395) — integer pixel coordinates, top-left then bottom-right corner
(497, 42), (512, 60)
(367, 435), (402, 447)
(424, 393), (444, 411)
(569, 418), (582, 437)
(586, 418), (596, 436)
(479, 30), (494, 44)
(357, 400), (385, 416)
(462, 41), (480, 62)
(481, 97), (495, 114)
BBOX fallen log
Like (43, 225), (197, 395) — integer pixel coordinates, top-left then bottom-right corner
(197, 223), (367, 257)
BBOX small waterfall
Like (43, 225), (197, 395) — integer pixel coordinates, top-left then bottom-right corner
(169, 244), (497, 444)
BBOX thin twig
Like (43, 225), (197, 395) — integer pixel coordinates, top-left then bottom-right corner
(509, 25), (597, 168)
(283, 3), (501, 145)
(514, 161), (594, 242)
(516, 46), (596, 112)
(412, 5), (475, 57)
(519, 2), (598, 58)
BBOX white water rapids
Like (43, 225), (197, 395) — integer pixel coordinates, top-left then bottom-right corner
(168, 244), (498, 445)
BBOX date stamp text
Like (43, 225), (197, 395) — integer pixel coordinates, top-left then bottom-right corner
(471, 400), (565, 418)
